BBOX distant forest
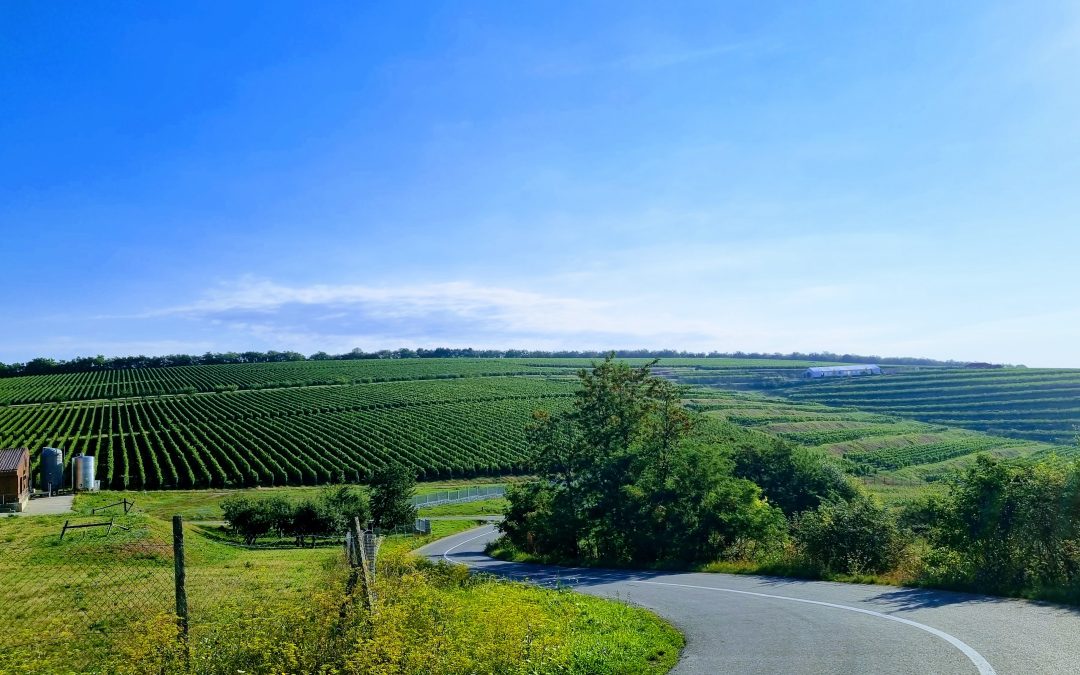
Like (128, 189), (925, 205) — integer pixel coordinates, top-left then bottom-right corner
(0, 348), (978, 378)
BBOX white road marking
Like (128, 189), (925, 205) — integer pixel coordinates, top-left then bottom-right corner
(630, 579), (996, 675)
(441, 526), (500, 564)
(435, 527), (996, 674)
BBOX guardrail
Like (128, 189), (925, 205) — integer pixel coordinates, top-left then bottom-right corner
(411, 485), (506, 508)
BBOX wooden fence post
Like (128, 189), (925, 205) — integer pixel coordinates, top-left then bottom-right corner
(172, 515), (189, 639)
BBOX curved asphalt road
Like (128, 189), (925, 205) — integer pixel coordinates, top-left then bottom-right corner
(417, 525), (1080, 674)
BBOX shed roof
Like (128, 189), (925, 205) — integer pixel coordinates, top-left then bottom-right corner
(806, 364), (880, 373)
(0, 447), (29, 473)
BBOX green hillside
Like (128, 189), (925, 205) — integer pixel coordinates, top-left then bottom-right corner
(0, 357), (843, 489)
(774, 368), (1080, 445)
(687, 389), (1061, 486)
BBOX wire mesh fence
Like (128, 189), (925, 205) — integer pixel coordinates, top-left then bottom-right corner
(0, 498), (458, 675)
(0, 526), (177, 674)
(411, 484), (505, 507)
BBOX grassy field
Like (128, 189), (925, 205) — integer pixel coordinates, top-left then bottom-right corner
(687, 389), (1063, 492)
(0, 487), (680, 675)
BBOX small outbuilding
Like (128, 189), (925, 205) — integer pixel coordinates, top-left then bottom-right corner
(804, 364), (882, 379)
(0, 447), (31, 512)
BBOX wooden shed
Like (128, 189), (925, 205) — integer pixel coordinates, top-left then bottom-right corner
(0, 447), (31, 512)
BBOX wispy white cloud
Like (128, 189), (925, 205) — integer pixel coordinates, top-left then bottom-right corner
(143, 277), (606, 333)
(113, 276), (896, 355)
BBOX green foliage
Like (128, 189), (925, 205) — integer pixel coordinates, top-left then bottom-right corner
(320, 483), (371, 534)
(914, 455), (1080, 598)
(793, 492), (905, 574)
(501, 356), (786, 565)
(725, 429), (858, 515)
(221, 485), (370, 545)
(220, 495), (276, 544)
(369, 463), (417, 530)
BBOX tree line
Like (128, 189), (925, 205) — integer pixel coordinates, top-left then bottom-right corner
(220, 465), (417, 545)
(496, 356), (1080, 602)
(0, 347), (977, 379)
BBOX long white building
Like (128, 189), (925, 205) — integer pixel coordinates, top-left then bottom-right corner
(803, 364), (882, 378)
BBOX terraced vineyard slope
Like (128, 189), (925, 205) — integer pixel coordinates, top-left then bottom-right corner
(774, 368), (1080, 445)
(688, 390), (1062, 486)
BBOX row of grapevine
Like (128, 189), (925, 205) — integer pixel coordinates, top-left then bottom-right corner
(781, 368), (1080, 444)
(691, 389), (1061, 477)
(0, 356), (851, 405)
(0, 376), (578, 489)
(0, 358), (582, 405)
(844, 435), (1033, 471)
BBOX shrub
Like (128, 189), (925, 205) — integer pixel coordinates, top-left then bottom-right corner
(221, 496), (275, 544)
(793, 492), (905, 575)
(917, 455), (1080, 597)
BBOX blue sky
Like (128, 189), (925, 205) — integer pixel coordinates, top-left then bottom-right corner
(2, 1), (1078, 366)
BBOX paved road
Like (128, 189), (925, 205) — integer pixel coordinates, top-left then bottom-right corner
(417, 525), (1080, 674)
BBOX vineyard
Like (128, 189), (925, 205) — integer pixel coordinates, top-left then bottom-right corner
(773, 368), (1080, 444)
(0, 377), (576, 488)
(0, 357), (849, 489)
(688, 390), (1059, 482)
(0, 358), (576, 405)
(0, 356), (836, 406)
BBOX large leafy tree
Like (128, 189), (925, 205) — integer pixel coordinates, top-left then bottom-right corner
(500, 355), (786, 565)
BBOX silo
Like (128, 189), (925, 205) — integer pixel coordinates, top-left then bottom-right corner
(73, 454), (97, 492)
(40, 447), (64, 493)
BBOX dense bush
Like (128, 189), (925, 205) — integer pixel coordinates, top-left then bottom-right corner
(722, 426), (858, 515)
(793, 492), (905, 575)
(914, 455), (1080, 598)
(221, 485), (370, 545)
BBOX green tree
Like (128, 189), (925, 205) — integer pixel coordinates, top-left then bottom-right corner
(500, 355), (786, 565)
(288, 498), (334, 547)
(918, 455), (1080, 594)
(221, 496), (275, 545)
(320, 484), (370, 535)
(793, 492), (904, 574)
(369, 463), (417, 530)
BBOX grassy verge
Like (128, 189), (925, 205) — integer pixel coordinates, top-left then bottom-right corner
(381, 518), (490, 555)
(3, 496), (681, 674)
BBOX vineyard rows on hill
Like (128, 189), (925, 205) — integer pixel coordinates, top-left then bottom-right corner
(0, 377), (576, 489)
(777, 368), (1080, 444)
(0, 356), (843, 406)
(693, 390), (1061, 482)
(0, 358), (584, 405)
(0, 357), (883, 490)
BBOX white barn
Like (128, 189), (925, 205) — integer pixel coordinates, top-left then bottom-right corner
(803, 364), (882, 379)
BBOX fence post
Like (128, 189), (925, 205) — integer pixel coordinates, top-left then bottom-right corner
(172, 515), (189, 639)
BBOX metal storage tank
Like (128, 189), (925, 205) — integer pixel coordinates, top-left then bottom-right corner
(72, 454), (97, 492)
(40, 447), (64, 493)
